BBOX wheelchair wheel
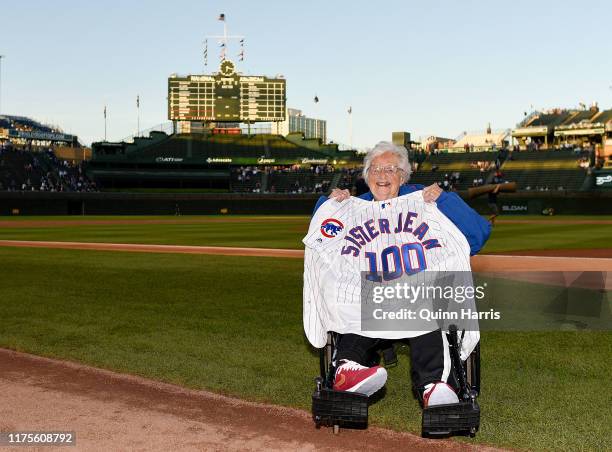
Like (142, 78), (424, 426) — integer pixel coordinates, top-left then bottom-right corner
(466, 343), (480, 396)
(319, 332), (338, 389)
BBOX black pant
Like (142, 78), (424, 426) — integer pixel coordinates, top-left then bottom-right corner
(335, 330), (453, 392)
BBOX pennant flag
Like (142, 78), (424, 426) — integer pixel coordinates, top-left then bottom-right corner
(136, 95), (140, 108)
(314, 95), (319, 103)
(348, 106), (352, 114)
(104, 106), (107, 119)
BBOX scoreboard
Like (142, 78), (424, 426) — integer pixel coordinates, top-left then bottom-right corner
(168, 60), (286, 123)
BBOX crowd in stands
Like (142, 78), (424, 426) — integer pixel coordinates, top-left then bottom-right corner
(439, 173), (461, 191)
(235, 166), (261, 183)
(0, 115), (60, 134)
(0, 144), (97, 192)
(267, 179), (332, 195)
(523, 186), (565, 192)
(231, 164), (357, 194)
(337, 167), (361, 189)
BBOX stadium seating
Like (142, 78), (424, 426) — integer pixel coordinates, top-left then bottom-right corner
(117, 133), (337, 161)
(562, 110), (598, 125)
(1, 115), (57, 133)
(590, 109), (612, 124)
(524, 112), (573, 128)
(409, 151), (500, 190)
(0, 145), (96, 192)
(267, 169), (337, 193)
(230, 167), (264, 193)
(498, 149), (588, 190)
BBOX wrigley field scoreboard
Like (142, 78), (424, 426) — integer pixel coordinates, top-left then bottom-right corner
(168, 60), (286, 122)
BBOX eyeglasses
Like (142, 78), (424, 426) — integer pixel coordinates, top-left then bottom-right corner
(369, 165), (404, 176)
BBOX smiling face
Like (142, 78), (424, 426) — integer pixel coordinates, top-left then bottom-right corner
(366, 151), (405, 201)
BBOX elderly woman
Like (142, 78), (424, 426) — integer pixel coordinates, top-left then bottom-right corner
(312, 141), (490, 406)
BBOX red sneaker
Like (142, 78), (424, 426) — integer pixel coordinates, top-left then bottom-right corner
(423, 382), (459, 407)
(333, 360), (387, 396)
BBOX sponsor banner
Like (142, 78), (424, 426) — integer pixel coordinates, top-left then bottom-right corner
(594, 171), (612, 188)
(554, 127), (605, 136)
(501, 203), (529, 214)
(148, 156), (334, 166)
(206, 157), (232, 164)
(156, 157), (184, 163)
(512, 126), (548, 136)
(9, 129), (74, 142)
(301, 158), (328, 164)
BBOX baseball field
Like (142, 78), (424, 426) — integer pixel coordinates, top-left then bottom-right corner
(0, 215), (610, 451)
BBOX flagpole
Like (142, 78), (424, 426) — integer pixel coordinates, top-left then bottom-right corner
(137, 95), (140, 137)
(223, 19), (227, 51)
(206, 14), (244, 65)
(104, 105), (107, 141)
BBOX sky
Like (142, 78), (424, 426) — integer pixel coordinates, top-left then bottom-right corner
(1, 0), (611, 148)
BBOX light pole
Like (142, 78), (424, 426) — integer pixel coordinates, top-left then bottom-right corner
(0, 55), (4, 115)
(348, 106), (353, 150)
(136, 95), (140, 137)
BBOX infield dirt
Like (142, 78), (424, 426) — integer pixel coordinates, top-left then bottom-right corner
(0, 349), (501, 451)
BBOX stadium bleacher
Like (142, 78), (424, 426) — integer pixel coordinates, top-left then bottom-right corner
(523, 112), (573, 128)
(0, 115), (58, 134)
(498, 149), (589, 190)
(267, 168), (336, 194)
(0, 145), (96, 192)
(89, 131), (359, 191)
(409, 151), (501, 190)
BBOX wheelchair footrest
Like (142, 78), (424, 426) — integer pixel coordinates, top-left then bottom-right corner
(422, 400), (480, 438)
(312, 388), (368, 429)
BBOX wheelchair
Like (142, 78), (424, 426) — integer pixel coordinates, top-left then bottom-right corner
(312, 325), (481, 438)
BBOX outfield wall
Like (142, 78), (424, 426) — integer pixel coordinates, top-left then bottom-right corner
(0, 191), (611, 216)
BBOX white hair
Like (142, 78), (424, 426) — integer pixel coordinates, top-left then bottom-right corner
(362, 141), (412, 183)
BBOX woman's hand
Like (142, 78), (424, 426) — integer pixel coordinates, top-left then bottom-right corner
(422, 183), (443, 203)
(328, 188), (351, 202)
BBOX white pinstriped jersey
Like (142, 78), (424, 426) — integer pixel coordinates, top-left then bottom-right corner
(303, 192), (479, 357)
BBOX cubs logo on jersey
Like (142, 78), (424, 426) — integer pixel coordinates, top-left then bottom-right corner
(320, 218), (344, 238)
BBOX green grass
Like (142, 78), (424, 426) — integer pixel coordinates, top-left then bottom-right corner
(0, 216), (309, 249)
(0, 215), (610, 253)
(0, 247), (610, 450)
(482, 222), (611, 253)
